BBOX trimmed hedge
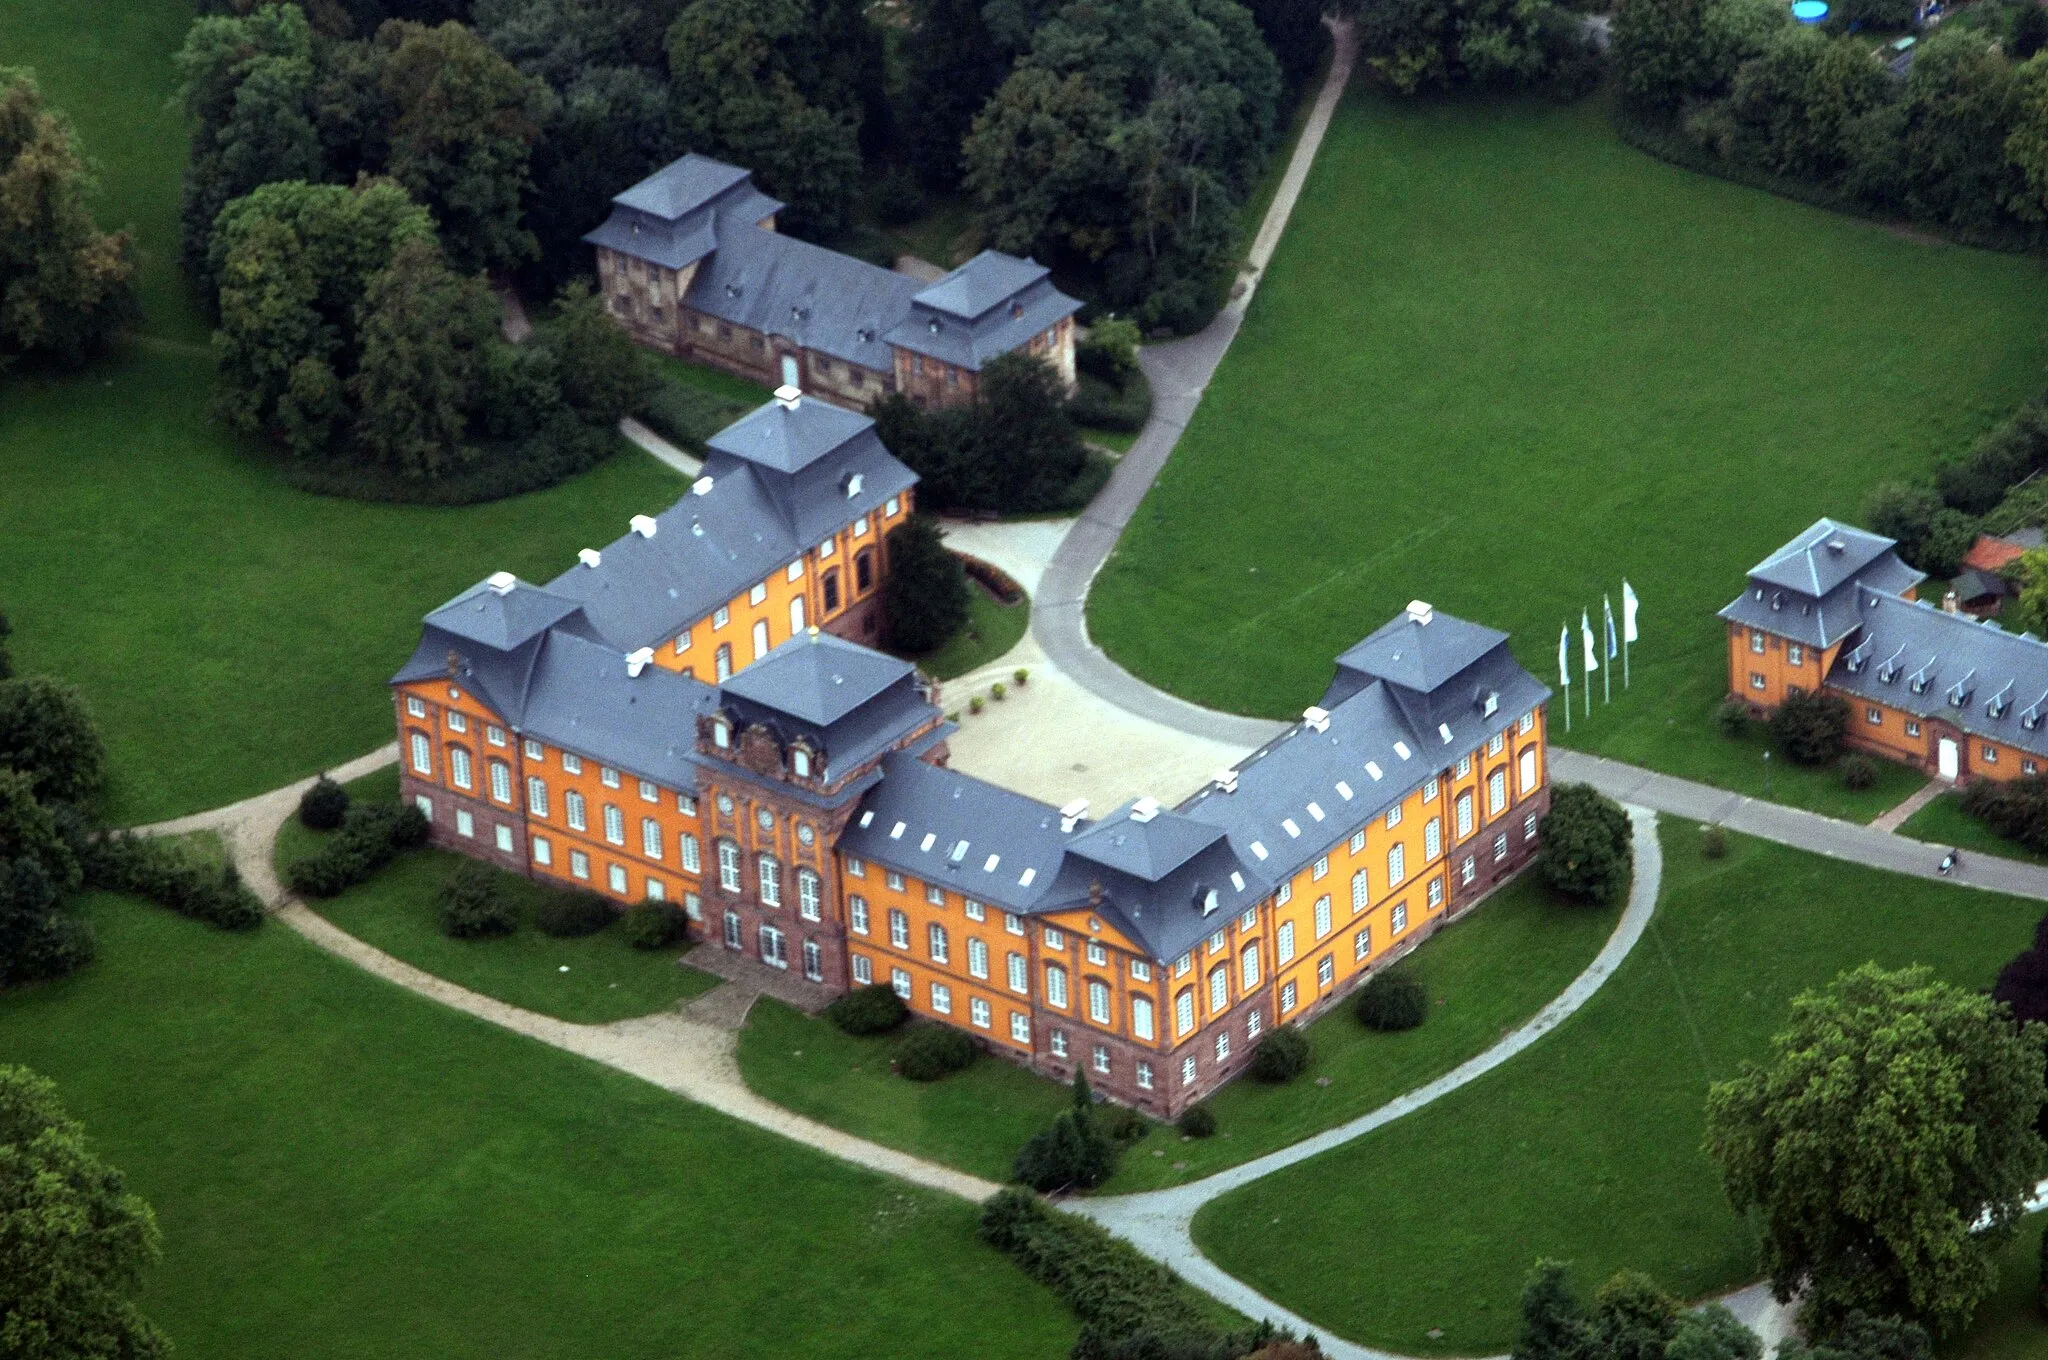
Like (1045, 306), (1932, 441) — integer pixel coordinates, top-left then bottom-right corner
(279, 430), (620, 507)
(622, 899), (687, 950)
(1961, 775), (2048, 856)
(827, 982), (909, 1035)
(1355, 970), (1428, 1032)
(439, 862), (517, 939)
(1248, 1025), (1311, 1083)
(533, 887), (615, 938)
(897, 1025), (977, 1081)
(1067, 369), (1153, 434)
(88, 833), (264, 930)
(284, 802), (425, 899)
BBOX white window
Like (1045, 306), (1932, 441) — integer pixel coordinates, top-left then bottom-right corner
(562, 752), (582, 775)
(1132, 996), (1155, 1040)
(1240, 908), (1257, 932)
(532, 835), (551, 866)
(1280, 980), (1297, 1013)
(415, 794), (434, 821)
(639, 779), (658, 803)
(1456, 754), (1470, 778)
(642, 818), (663, 859)
(1392, 902), (1409, 933)
(566, 791), (587, 832)
(1495, 832), (1509, 862)
(1354, 926), (1371, 961)
(1750, 672), (1767, 691)
(1906, 720), (1921, 737)
(798, 870), (821, 921)
(717, 840), (741, 892)
(609, 864), (628, 894)
(1349, 829), (1366, 854)
(1088, 979), (1111, 1024)
(674, 628), (691, 655)
(891, 968), (911, 999)
(1175, 989), (1195, 1035)
(850, 897), (870, 934)
(678, 793), (697, 817)
(1130, 959), (1151, 982)
(845, 856), (865, 878)
(646, 878), (665, 902)
(1788, 643), (1804, 666)
(526, 777), (550, 817)
(803, 940), (823, 981)
(968, 937), (989, 978)
(522, 738), (544, 761)
(1425, 817), (1442, 859)
(447, 712), (467, 734)
(1136, 1061), (1153, 1090)
(450, 746), (473, 790)
(1005, 912), (1024, 935)
(1044, 927), (1064, 950)
(787, 560), (803, 583)
(1050, 1029), (1069, 1059)
(1010, 1012), (1031, 1043)
(455, 808), (474, 838)
(1007, 952), (1027, 993)
(1424, 777), (1439, 801)
(407, 696), (427, 718)
(487, 725), (506, 748)
(751, 619), (769, 660)
(928, 923), (949, 963)
(603, 804), (625, 845)
(1750, 629), (1766, 654)
(1181, 1055), (1197, 1086)
(1175, 954), (1191, 976)
(970, 997), (991, 1029)
(750, 582), (767, 606)
(1277, 920), (1296, 964)
(1317, 954), (1335, 988)
(1985, 744), (1999, 763)
(965, 899), (986, 922)
(1488, 732), (1504, 757)
(1277, 882), (1292, 906)
(1085, 940), (1107, 966)
(886, 496), (900, 517)
(1519, 747), (1539, 795)
(1525, 812), (1538, 838)
(570, 849), (590, 880)
(600, 766), (620, 789)
(1208, 931), (1226, 955)
(855, 515), (870, 536)
(1208, 966), (1228, 1012)
(1456, 793), (1474, 838)
(1489, 769), (1508, 816)
(1046, 964), (1069, 1009)
(713, 605), (729, 629)
(1461, 857), (1476, 885)
(681, 834), (700, 873)
(889, 909), (909, 949)
(1313, 855), (1329, 880)
(1388, 843), (1406, 886)
(410, 732), (433, 775)
(1247, 1008), (1262, 1039)
(930, 982), (951, 1015)
(852, 954), (873, 985)
(886, 870), (905, 891)
(723, 911), (743, 950)
(1386, 805), (1402, 829)
(1240, 943), (1260, 989)
(1350, 868), (1369, 912)
(758, 855), (781, 907)
(1215, 1032), (1230, 1062)
(1429, 876), (1444, 909)
(1314, 895), (1332, 938)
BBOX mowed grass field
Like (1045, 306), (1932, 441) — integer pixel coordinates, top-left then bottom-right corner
(0, 0), (686, 826)
(1090, 91), (2048, 810)
(0, 898), (1077, 1359)
(1194, 821), (2045, 1355)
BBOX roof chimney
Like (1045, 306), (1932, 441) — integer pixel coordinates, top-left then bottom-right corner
(1215, 768), (1239, 794)
(1089, 881), (1104, 907)
(1059, 798), (1088, 834)
(625, 647), (654, 678)
(774, 384), (801, 409)
(1827, 538), (1847, 554)
(631, 514), (658, 539)
(577, 548), (602, 569)
(692, 475), (714, 497)
(486, 571), (517, 596)
(1303, 706), (1331, 733)
(1130, 796), (1161, 824)
(1406, 600), (1434, 625)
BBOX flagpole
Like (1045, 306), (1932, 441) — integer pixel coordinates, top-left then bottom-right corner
(1623, 635), (1630, 691)
(1603, 646), (1611, 706)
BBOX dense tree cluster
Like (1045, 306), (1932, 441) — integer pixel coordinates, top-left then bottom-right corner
(1862, 388), (2048, 580)
(1512, 1261), (1761, 1360)
(874, 353), (1091, 514)
(0, 70), (137, 368)
(1338, 0), (1602, 97)
(1705, 963), (2048, 1337)
(881, 516), (971, 657)
(1615, 0), (2048, 242)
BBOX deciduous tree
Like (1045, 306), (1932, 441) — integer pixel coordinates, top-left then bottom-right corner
(882, 515), (969, 656)
(349, 234), (498, 477)
(1536, 783), (1633, 905)
(0, 677), (107, 811)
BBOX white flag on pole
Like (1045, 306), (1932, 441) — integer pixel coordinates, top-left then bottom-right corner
(1558, 624), (1570, 687)
(1622, 580), (1640, 644)
(1581, 610), (1599, 673)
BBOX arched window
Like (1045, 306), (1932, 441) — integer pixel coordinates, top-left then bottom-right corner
(1240, 943), (1260, 989)
(789, 596), (806, 636)
(715, 644), (732, 681)
(711, 717), (731, 749)
(448, 745), (473, 790)
(642, 818), (663, 859)
(1208, 965), (1228, 1012)
(855, 548), (875, 592)
(791, 746), (812, 778)
(1489, 769), (1507, 816)
(823, 570), (842, 612)
(1131, 996), (1155, 1041)
(409, 731), (432, 776)
(603, 804), (625, 845)
(716, 839), (741, 892)
(1087, 979), (1111, 1024)
(928, 923), (949, 963)
(1456, 792), (1474, 838)
(1350, 868), (1368, 912)
(1387, 843), (1406, 886)
(1045, 964), (1069, 1009)
(1519, 747), (1539, 795)
(1174, 988), (1195, 1035)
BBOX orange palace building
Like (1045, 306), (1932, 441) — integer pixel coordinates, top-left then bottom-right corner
(393, 390), (1553, 1114)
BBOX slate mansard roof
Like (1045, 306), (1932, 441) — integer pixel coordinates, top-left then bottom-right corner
(586, 155), (1077, 375)
(1719, 517), (1926, 650)
(1829, 585), (2048, 761)
(718, 632), (940, 785)
(545, 393), (916, 652)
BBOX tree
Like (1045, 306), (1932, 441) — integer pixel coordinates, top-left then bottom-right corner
(1777, 1312), (1932, 1360)
(1511, 1260), (1587, 1360)
(1612, 0), (1719, 115)
(975, 353), (1088, 511)
(1867, 29), (2023, 232)
(1243, 0), (1330, 90)
(882, 516), (969, 656)
(2016, 6), (2048, 64)
(1585, 1271), (1679, 1360)
(369, 20), (551, 273)
(1705, 964), (2048, 1337)
(0, 70), (137, 367)
(1666, 1306), (1762, 1360)
(1766, 690), (1848, 765)
(175, 3), (326, 277)
(349, 234), (498, 477)
(0, 608), (13, 682)
(0, 767), (79, 892)
(1013, 1078), (1119, 1191)
(0, 854), (94, 986)
(523, 64), (671, 287)
(0, 677), (108, 810)
(0, 1065), (168, 1359)
(1536, 783), (1633, 906)
(901, 0), (1020, 188)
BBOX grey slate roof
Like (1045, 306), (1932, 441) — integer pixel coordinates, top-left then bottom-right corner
(544, 396), (915, 651)
(1036, 807), (1271, 966)
(840, 753), (1079, 913)
(885, 251), (1081, 372)
(615, 154), (753, 219)
(684, 226), (920, 373)
(911, 251), (1050, 320)
(707, 394), (882, 474)
(1828, 585), (2048, 760)
(1955, 568), (2013, 603)
(1068, 810), (1225, 882)
(582, 152), (783, 273)
(1719, 517), (1925, 650)
(723, 631), (913, 728)
(423, 578), (595, 653)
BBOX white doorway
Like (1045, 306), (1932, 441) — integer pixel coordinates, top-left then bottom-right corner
(780, 354), (800, 389)
(1938, 738), (1959, 781)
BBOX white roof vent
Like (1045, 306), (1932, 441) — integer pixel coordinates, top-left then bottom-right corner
(1826, 537), (1847, 554)
(1129, 797), (1161, 824)
(1365, 760), (1383, 780)
(1215, 768), (1239, 794)
(1200, 888), (1219, 916)
(692, 475), (714, 496)
(1406, 600), (1434, 625)
(774, 384), (801, 409)
(631, 514), (658, 539)
(984, 854), (1001, 873)
(1019, 867), (1037, 887)
(889, 821), (906, 840)
(1439, 722), (1455, 744)
(858, 811), (874, 828)
(1059, 798), (1089, 834)
(577, 548), (602, 569)
(1306, 801), (1325, 822)
(1335, 780), (1353, 800)
(950, 840), (970, 863)
(486, 570), (517, 596)
(919, 832), (937, 852)
(1303, 705), (1330, 733)
(1393, 741), (1412, 760)
(625, 647), (654, 678)
(1282, 818), (1301, 838)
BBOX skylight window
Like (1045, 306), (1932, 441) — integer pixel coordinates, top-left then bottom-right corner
(1019, 867), (1036, 887)
(1393, 741), (1412, 760)
(1306, 802), (1325, 821)
(889, 821), (906, 839)
(1282, 819), (1301, 838)
(1335, 780), (1353, 800)
(984, 854), (1000, 872)
(1250, 841), (1269, 860)
(1229, 872), (1245, 891)
(920, 832), (937, 852)
(1365, 761), (1383, 780)
(859, 811), (874, 828)
(951, 840), (970, 863)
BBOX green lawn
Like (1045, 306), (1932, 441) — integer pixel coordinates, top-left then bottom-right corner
(733, 873), (1620, 1190)
(0, 897), (1076, 1359)
(1090, 90), (2048, 818)
(1945, 1212), (2048, 1360)
(915, 585), (1031, 681)
(276, 769), (719, 1024)
(1711, 719), (1933, 823)
(1898, 790), (2048, 865)
(1193, 820), (2046, 1355)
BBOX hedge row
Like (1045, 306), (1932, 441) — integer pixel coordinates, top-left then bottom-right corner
(1068, 370), (1153, 434)
(286, 802), (429, 898)
(86, 832), (264, 931)
(280, 425), (618, 508)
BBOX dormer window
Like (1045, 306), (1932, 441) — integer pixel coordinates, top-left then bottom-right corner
(792, 746), (813, 778)
(1481, 691), (1499, 718)
(711, 718), (731, 750)
(1770, 591), (1785, 611)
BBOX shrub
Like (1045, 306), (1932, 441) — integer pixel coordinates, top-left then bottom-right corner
(897, 1024), (977, 1081)
(0, 855), (95, 985)
(1839, 753), (1879, 791)
(1768, 690), (1850, 765)
(991, 682), (1007, 701)
(1248, 1025), (1311, 1083)
(298, 775), (349, 831)
(89, 833), (264, 930)
(1716, 695), (1752, 739)
(1015, 668), (1029, 685)
(1014, 1108), (1119, 1189)
(1356, 970), (1429, 1031)
(285, 802), (404, 899)
(1537, 783), (1635, 906)
(1101, 1103), (1148, 1143)
(622, 900), (687, 950)
(970, 695), (985, 714)
(533, 887), (614, 938)
(1700, 825), (1728, 859)
(1067, 369), (1154, 433)
(1176, 1104), (1217, 1138)
(826, 982), (908, 1035)
(0, 675), (110, 809)
(391, 804), (430, 850)
(883, 516), (970, 655)
(439, 862), (516, 939)
(1077, 318), (1141, 386)
(1962, 775), (2048, 855)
